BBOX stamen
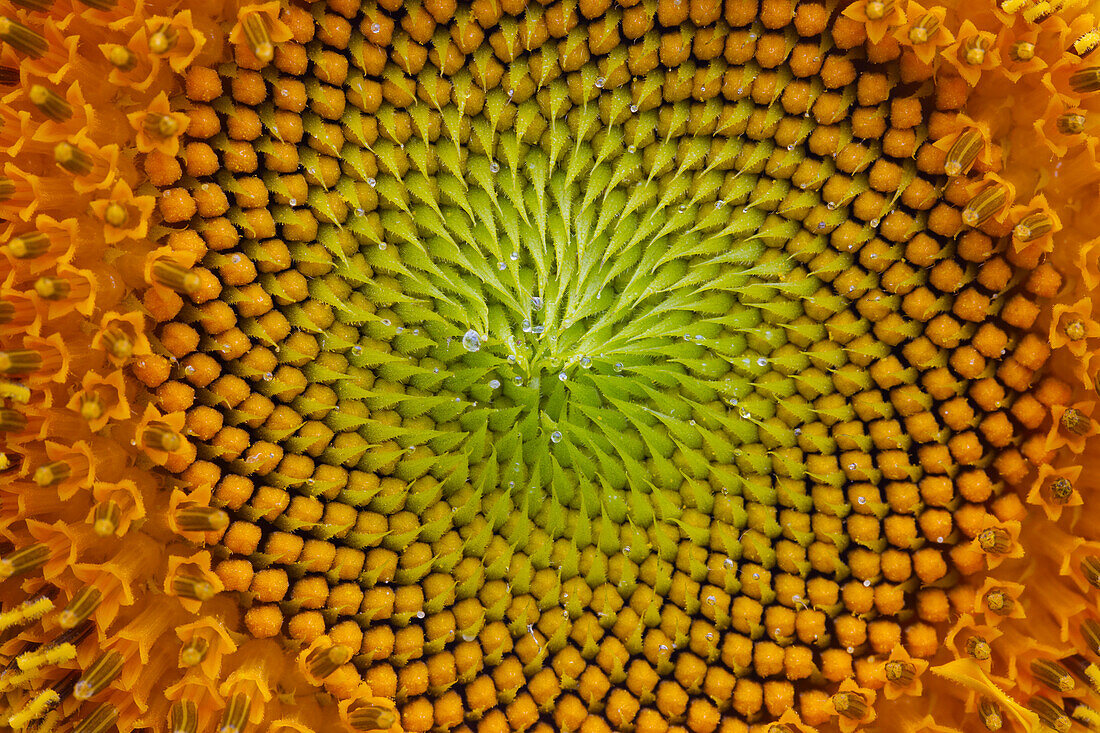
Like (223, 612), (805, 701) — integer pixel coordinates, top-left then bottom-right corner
(977, 527), (1012, 555)
(0, 408), (27, 431)
(963, 35), (991, 65)
(979, 699), (1003, 730)
(1061, 408), (1090, 435)
(34, 276), (72, 301)
(885, 660), (916, 685)
(0, 66), (17, 85)
(173, 505), (230, 532)
(92, 501), (121, 536)
(0, 379), (30, 403)
(59, 587), (101, 629)
(966, 635), (992, 660)
(0, 543), (49, 580)
(347, 704), (397, 731)
(78, 0), (119, 9)
(142, 422), (182, 452)
(962, 184), (1009, 227)
(0, 350), (43, 375)
(16, 643), (76, 671)
(1081, 619), (1100, 654)
(908, 13), (939, 43)
(29, 86), (72, 123)
(1072, 30), (1100, 57)
(1071, 68), (1100, 93)
(54, 143), (92, 176)
(151, 260), (201, 294)
(1022, 0), (1055, 22)
(1064, 320), (1087, 341)
(143, 113), (179, 139)
(1071, 701), (1100, 731)
(832, 691), (868, 719)
(864, 0), (894, 20)
(147, 24), (179, 55)
(0, 303), (13, 324)
(5, 232), (49, 259)
(1029, 697), (1071, 733)
(1031, 658), (1076, 692)
(106, 45), (136, 71)
(100, 327), (133, 359)
(171, 575), (216, 601)
(73, 651), (123, 700)
(169, 701), (198, 733)
(944, 128), (983, 176)
(242, 12), (274, 63)
(1082, 556), (1100, 588)
(6, 689), (59, 729)
(984, 588), (1014, 615)
(79, 393), (105, 422)
(1013, 211), (1054, 241)
(33, 460), (71, 487)
(179, 637), (209, 666)
(1050, 477), (1074, 503)
(72, 703), (118, 733)
(0, 596), (53, 631)
(218, 692), (250, 733)
(0, 18), (48, 58)
(104, 203), (128, 227)
(1010, 41), (1036, 61)
(1064, 655), (1100, 691)
(1058, 113), (1086, 134)
(306, 643), (352, 679)
(0, 177), (13, 200)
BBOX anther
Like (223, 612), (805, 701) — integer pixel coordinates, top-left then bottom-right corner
(143, 113), (179, 139)
(7, 689), (60, 729)
(0, 303), (13, 324)
(92, 501), (120, 536)
(0, 18), (48, 58)
(1082, 619), (1100, 654)
(1064, 655), (1100, 691)
(103, 202), (128, 227)
(944, 128), (983, 176)
(908, 13), (940, 43)
(984, 588), (1014, 615)
(171, 575), (216, 601)
(306, 643), (352, 679)
(979, 699), (1003, 730)
(169, 701), (198, 733)
(864, 0), (894, 20)
(0, 177), (13, 200)
(54, 142), (92, 175)
(0, 596), (53, 631)
(1013, 211), (1054, 241)
(147, 23), (179, 54)
(966, 635), (992, 660)
(34, 276), (71, 301)
(0, 408), (27, 431)
(1031, 659), (1076, 692)
(1061, 408), (1091, 435)
(0, 350), (43, 375)
(1081, 556), (1100, 588)
(0, 544), (49, 580)
(348, 704), (398, 731)
(106, 45), (136, 71)
(1010, 41), (1036, 61)
(6, 232), (49, 259)
(1070, 700), (1100, 730)
(79, 393), (105, 422)
(832, 691), (869, 719)
(218, 693), (250, 733)
(1000, 0), (1027, 12)
(242, 12), (274, 63)
(179, 637), (209, 666)
(1029, 697), (1071, 733)
(0, 66), (16, 85)
(142, 422), (182, 452)
(885, 660), (916, 685)
(173, 505), (230, 532)
(1057, 113), (1086, 134)
(963, 35), (991, 65)
(29, 85), (72, 123)
(1049, 476), (1074, 503)
(151, 260), (201, 294)
(1072, 30), (1100, 57)
(977, 527), (1012, 555)
(73, 651), (123, 699)
(59, 587), (101, 629)
(1070, 68), (1100, 93)
(100, 327), (133, 359)
(1023, 1), (1055, 23)
(72, 704), (119, 733)
(16, 643), (76, 671)
(33, 460), (71, 487)
(962, 184), (1009, 227)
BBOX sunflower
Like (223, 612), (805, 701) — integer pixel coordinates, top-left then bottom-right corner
(0, 0), (1098, 731)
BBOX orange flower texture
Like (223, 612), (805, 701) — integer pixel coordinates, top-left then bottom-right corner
(1, 0), (1100, 731)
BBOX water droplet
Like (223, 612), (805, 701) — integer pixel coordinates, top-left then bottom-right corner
(521, 319), (532, 333)
(378, 242), (387, 249)
(514, 376), (523, 385)
(370, 22), (381, 32)
(826, 201), (836, 210)
(531, 296), (543, 310)
(507, 354), (515, 363)
(498, 261), (506, 270)
(262, 372), (273, 381)
(381, 318), (391, 326)
(862, 580), (871, 587)
(627, 145), (636, 153)
(489, 379), (501, 389)
(395, 327), (404, 334)
(629, 104), (638, 113)
(288, 198), (297, 206)
(462, 329), (481, 352)
(550, 431), (562, 443)
(870, 218), (880, 228)
(857, 496), (866, 505)
(595, 77), (605, 88)
(489, 161), (500, 173)
(695, 334), (704, 341)
(351, 345), (363, 356)
(510, 251), (519, 260)
(367, 177), (376, 187)
(579, 356), (591, 368)
(433, 367), (440, 373)
(794, 427), (802, 436)
(715, 200), (724, 208)
(558, 371), (567, 381)
(756, 357), (767, 366)
(532, 325), (545, 334)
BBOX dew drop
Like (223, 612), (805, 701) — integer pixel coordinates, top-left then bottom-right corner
(522, 319), (532, 333)
(594, 77), (605, 88)
(558, 371), (567, 381)
(629, 104), (638, 113)
(531, 296), (543, 310)
(510, 251), (519, 260)
(532, 325), (544, 334)
(370, 22), (381, 32)
(351, 345), (363, 356)
(262, 372), (273, 381)
(614, 362), (623, 372)
(489, 161), (500, 173)
(627, 145), (636, 153)
(579, 356), (591, 368)
(462, 329), (481, 352)
(489, 379), (501, 389)
(514, 376), (523, 385)
(381, 319), (391, 326)
(756, 357), (767, 366)
(378, 242), (387, 249)
(857, 496), (866, 505)
(550, 431), (562, 443)
(366, 177), (376, 187)
(498, 261), (506, 270)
